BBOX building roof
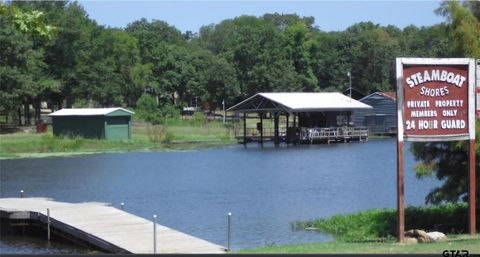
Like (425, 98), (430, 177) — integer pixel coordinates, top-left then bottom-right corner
(361, 92), (397, 101)
(228, 92), (372, 112)
(49, 108), (134, 116)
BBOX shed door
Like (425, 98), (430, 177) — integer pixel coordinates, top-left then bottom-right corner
(106, 117), (129, 140)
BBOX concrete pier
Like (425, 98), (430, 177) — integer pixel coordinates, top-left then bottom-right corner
(0, 198), (226, 254)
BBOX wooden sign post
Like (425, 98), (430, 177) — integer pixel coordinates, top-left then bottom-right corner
(396, 58), (477, 242)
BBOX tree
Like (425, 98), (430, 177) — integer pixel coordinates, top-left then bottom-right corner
(195, 52), (240, 111)
(284, 21), (318, 92)
(412, 121), (480, 206)
(125, 18), (184, 63)
(0, 2), (59, 125)
(339, 22), (400, 94)
(40, 1), (98, 108)
(443, 1), (480, 57)
(399, 24), (452, 58)
(411, 1), (480, 207)
(85, 28), (148, 107)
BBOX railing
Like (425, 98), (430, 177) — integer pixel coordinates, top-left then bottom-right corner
(235, 127), (287, 138)
(234, 126), (368, 143)
(300, 127), (369, 142)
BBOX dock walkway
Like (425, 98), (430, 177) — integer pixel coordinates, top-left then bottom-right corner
(0, 198), (226, 254)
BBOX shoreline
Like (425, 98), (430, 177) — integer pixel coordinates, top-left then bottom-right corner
(237, 234), (480, 253)
(0, 141), (236, 160)
(0, 136), (398, 160)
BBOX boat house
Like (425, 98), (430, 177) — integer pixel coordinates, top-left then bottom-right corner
(49, 108), (134, 140)
(353, 92), (397, 135)
(227, 92), (372, 144)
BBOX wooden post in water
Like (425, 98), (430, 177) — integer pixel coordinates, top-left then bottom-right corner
(259, 113), (263, 145)
(293, 114), (297, 144)
(274, 112), (279, 146)
(20, 190), (24, 198)
(47, 208), (51, 241)
(243, 113), (247, 145)
(286, 113), (289, 144)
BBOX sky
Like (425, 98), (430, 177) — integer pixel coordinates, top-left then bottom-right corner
(79, 0), (446, 33)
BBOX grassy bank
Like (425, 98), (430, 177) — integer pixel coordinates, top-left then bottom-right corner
(239, 235), (480, 253)
(241, 204), (479, 253)
(294, 203), (474, 242)
(0, 120), (236, 159)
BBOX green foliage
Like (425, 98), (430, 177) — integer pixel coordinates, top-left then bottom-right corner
(191, 112), (206, 126)
(0, 123), (235, 158)
(39, 134), (85, 152)
(2, 0), (478, 138)
(145, 123), (165, 143)
(298, 203), (472, 242)
(159, 102), (180, 119)
(411, 120), (480, 205)
(439, 1), (480, 58)
(410, 2), (479, 207)
(136, 93), (163, 124)
(0, 3), (56, 40)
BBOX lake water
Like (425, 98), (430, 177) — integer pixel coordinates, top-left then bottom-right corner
(0, 139), (440, 253)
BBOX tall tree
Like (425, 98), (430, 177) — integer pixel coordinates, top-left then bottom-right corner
(412, 1), (480, 206)
(284, 21), (318, 92)
(40, 1), (97, 108)
(0, 2), (58, 125)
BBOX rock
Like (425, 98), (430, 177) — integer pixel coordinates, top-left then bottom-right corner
(414, 229), (432, 243)
(427, 231), (447, 241)
(405, 229), (415, 238)
(404, 229), (433, 243)
(404, 237), (418, 244)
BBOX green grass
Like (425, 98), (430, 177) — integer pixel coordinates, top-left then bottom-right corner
(243, 203), (479, 254)
(0, 120), (236, 159)
(294, 203), (472, 242)
(238, 234), (480, 253)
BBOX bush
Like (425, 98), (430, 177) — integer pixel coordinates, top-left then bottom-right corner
(146, 124), (165, 143)
(136, 93), (164, 124)
(296, 203), (473, 242)
(159, 103), (180, 119)
(191, 112), (206, 126)
(40, 134), (85, 152)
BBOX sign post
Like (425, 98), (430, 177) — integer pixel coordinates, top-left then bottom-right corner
(477, 60), (480, 118)
(396, 58), (476, 242)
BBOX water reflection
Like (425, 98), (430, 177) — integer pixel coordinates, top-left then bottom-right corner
(0, 139), (439, 252)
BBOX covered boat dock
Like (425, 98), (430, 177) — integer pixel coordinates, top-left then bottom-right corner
(227, 92), (373, 145)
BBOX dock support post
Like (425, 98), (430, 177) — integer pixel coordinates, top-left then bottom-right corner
(153, 215), (157, 254)
(274, 112), (279, 146)
(293, 114), (297, 145)
(227, 212), (232, 252)
(243, 113), (247, 145)
(20, 190), (24, 198)
(260, 113), (263, 145)
(47, 208), (51, 241)
(121, 202), (124, 210)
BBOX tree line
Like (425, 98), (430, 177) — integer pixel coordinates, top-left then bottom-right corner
(1, 0), (480, 211)
(0, 1), (478, 126)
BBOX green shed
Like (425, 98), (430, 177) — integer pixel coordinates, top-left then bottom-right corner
(49, 108), (134, 140)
